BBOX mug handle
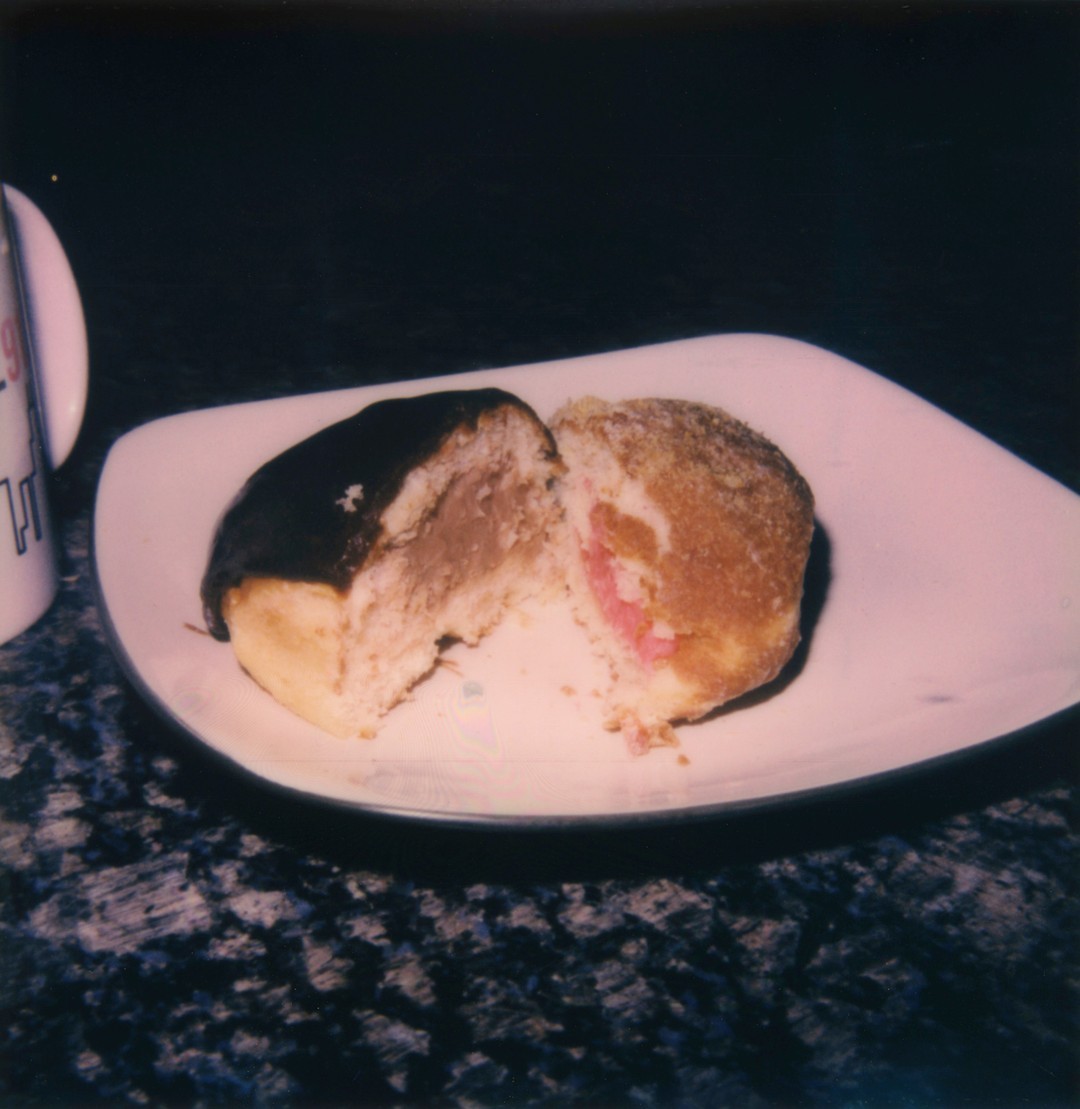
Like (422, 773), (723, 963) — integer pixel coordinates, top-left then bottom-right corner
(3, 184), (89, 470)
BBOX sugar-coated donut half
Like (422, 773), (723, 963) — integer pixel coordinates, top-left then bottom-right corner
(550, 396), (815, 752)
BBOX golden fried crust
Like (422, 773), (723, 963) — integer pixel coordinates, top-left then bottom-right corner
(222, 577), (353, 737)
(554, 397), (815, 713)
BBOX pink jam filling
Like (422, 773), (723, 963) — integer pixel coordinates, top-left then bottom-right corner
(583, 508), (676, 669)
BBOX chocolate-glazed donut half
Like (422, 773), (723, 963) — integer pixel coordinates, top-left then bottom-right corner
(199, 388), (563, 739)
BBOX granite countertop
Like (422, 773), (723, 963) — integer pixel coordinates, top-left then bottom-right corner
(1, 6), (1077, 1105)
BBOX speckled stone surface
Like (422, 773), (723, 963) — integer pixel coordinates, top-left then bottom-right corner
(1, 6), (1078, 1105)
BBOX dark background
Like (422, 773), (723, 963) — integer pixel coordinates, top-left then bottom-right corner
(0, 1), (1076, 502)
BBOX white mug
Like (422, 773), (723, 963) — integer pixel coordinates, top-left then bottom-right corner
(0, 185), (88, 644)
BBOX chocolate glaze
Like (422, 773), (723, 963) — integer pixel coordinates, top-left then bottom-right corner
(200, 388), (555, 640)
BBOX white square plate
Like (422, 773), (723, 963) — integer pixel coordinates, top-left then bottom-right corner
(93, 335), (1080, 826)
